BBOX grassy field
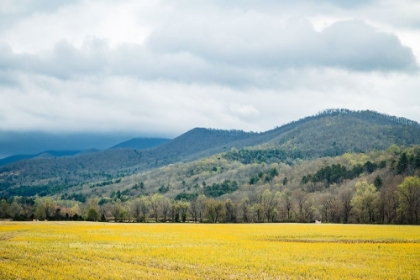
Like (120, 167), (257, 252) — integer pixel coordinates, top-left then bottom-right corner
(0, 222), (419, 279)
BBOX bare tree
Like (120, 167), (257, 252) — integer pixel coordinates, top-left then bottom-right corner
(188, 199), (199, 223)
(293, 189), (308, 222)
(239, 197), (251, 223)
(197, 195), (207, 222)
(131, 199), (142, 222)
(150, 194), (163, 222)
(161, 197), (172, 222)
(319, 193), (334, 223)
(281, 190), (293, 221)
(382, 185), (399, 223)
(224, 198), (237, 223)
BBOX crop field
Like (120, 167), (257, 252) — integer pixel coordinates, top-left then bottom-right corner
(0, 222), (419, 279)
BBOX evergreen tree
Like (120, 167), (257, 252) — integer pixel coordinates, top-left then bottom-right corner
(374, 175), (383, 189)
(397, 152), (408, 174)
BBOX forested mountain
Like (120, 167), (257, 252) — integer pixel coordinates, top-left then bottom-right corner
(1, 109), (420, 200)
(110, 138), (171, 149)
(227, 109), (420, 158)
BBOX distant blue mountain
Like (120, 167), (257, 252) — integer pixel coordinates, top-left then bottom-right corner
(0, 134), (172, 166)
(0, 154), (34, 166)
(110, 138), (171, 150)
(0, 150), (83, 166)
(0, 131), (162, 159)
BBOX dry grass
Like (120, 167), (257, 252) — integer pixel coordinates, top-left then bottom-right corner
(0, 222), (419, 279)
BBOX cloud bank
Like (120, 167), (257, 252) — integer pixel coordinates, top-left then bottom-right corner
(0, 0), (419, 136)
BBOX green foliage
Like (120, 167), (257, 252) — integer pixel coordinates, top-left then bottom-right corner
(90, 180), (114, 188)
(267, 168), (279, 179)
(225, 149), (287, 164)
(373, 175), (383, 189)
(397, 152), (409, 174)
(415, 150), (420, 169)
(203, 180), (238, 197)
(379, 160), (387, 169)
(121, 188), (130, 196)
(158, 185), (169, 194)
(87, 208), (99, 221)
(61, 192), (86, 203)
(112, 190), (122, 199)
(175, 192), (198, 201)
(301, 161), (382, 187)
(249, 168), (278, 185)
(98, 197), (110, 205)
(0, 199), (10, 218)
(7, 184), (73, 197)
(363, 161), (377, 173)
(249, 176), (258, 185)
(301, 164), (351, 186)
(132, 182), (145, 190)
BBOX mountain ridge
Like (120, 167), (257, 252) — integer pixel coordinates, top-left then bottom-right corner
(110, 137), (171, 150)
(1, 109), (420, 198)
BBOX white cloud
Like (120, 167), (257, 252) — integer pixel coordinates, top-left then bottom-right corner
(0, 0), (152, 53)
(1, 18), (416, 84)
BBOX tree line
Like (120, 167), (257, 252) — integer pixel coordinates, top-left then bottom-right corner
(1, 175), (419, 224)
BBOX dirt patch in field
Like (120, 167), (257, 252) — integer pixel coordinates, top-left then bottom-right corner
(0, 233), (16, 241)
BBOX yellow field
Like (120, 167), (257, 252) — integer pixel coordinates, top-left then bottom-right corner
(0, 222), (419, 279)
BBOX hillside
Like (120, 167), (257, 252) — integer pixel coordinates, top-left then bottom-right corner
(57, 144), (419, 201)
(1, 109), (420, 198)
(2, 145), (419, 224)
(110, 138), (171, 149)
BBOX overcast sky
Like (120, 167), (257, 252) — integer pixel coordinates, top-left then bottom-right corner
(1, 0), (419, 137)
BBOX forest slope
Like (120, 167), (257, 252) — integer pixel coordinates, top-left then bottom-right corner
(2, 145), (419, 224)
